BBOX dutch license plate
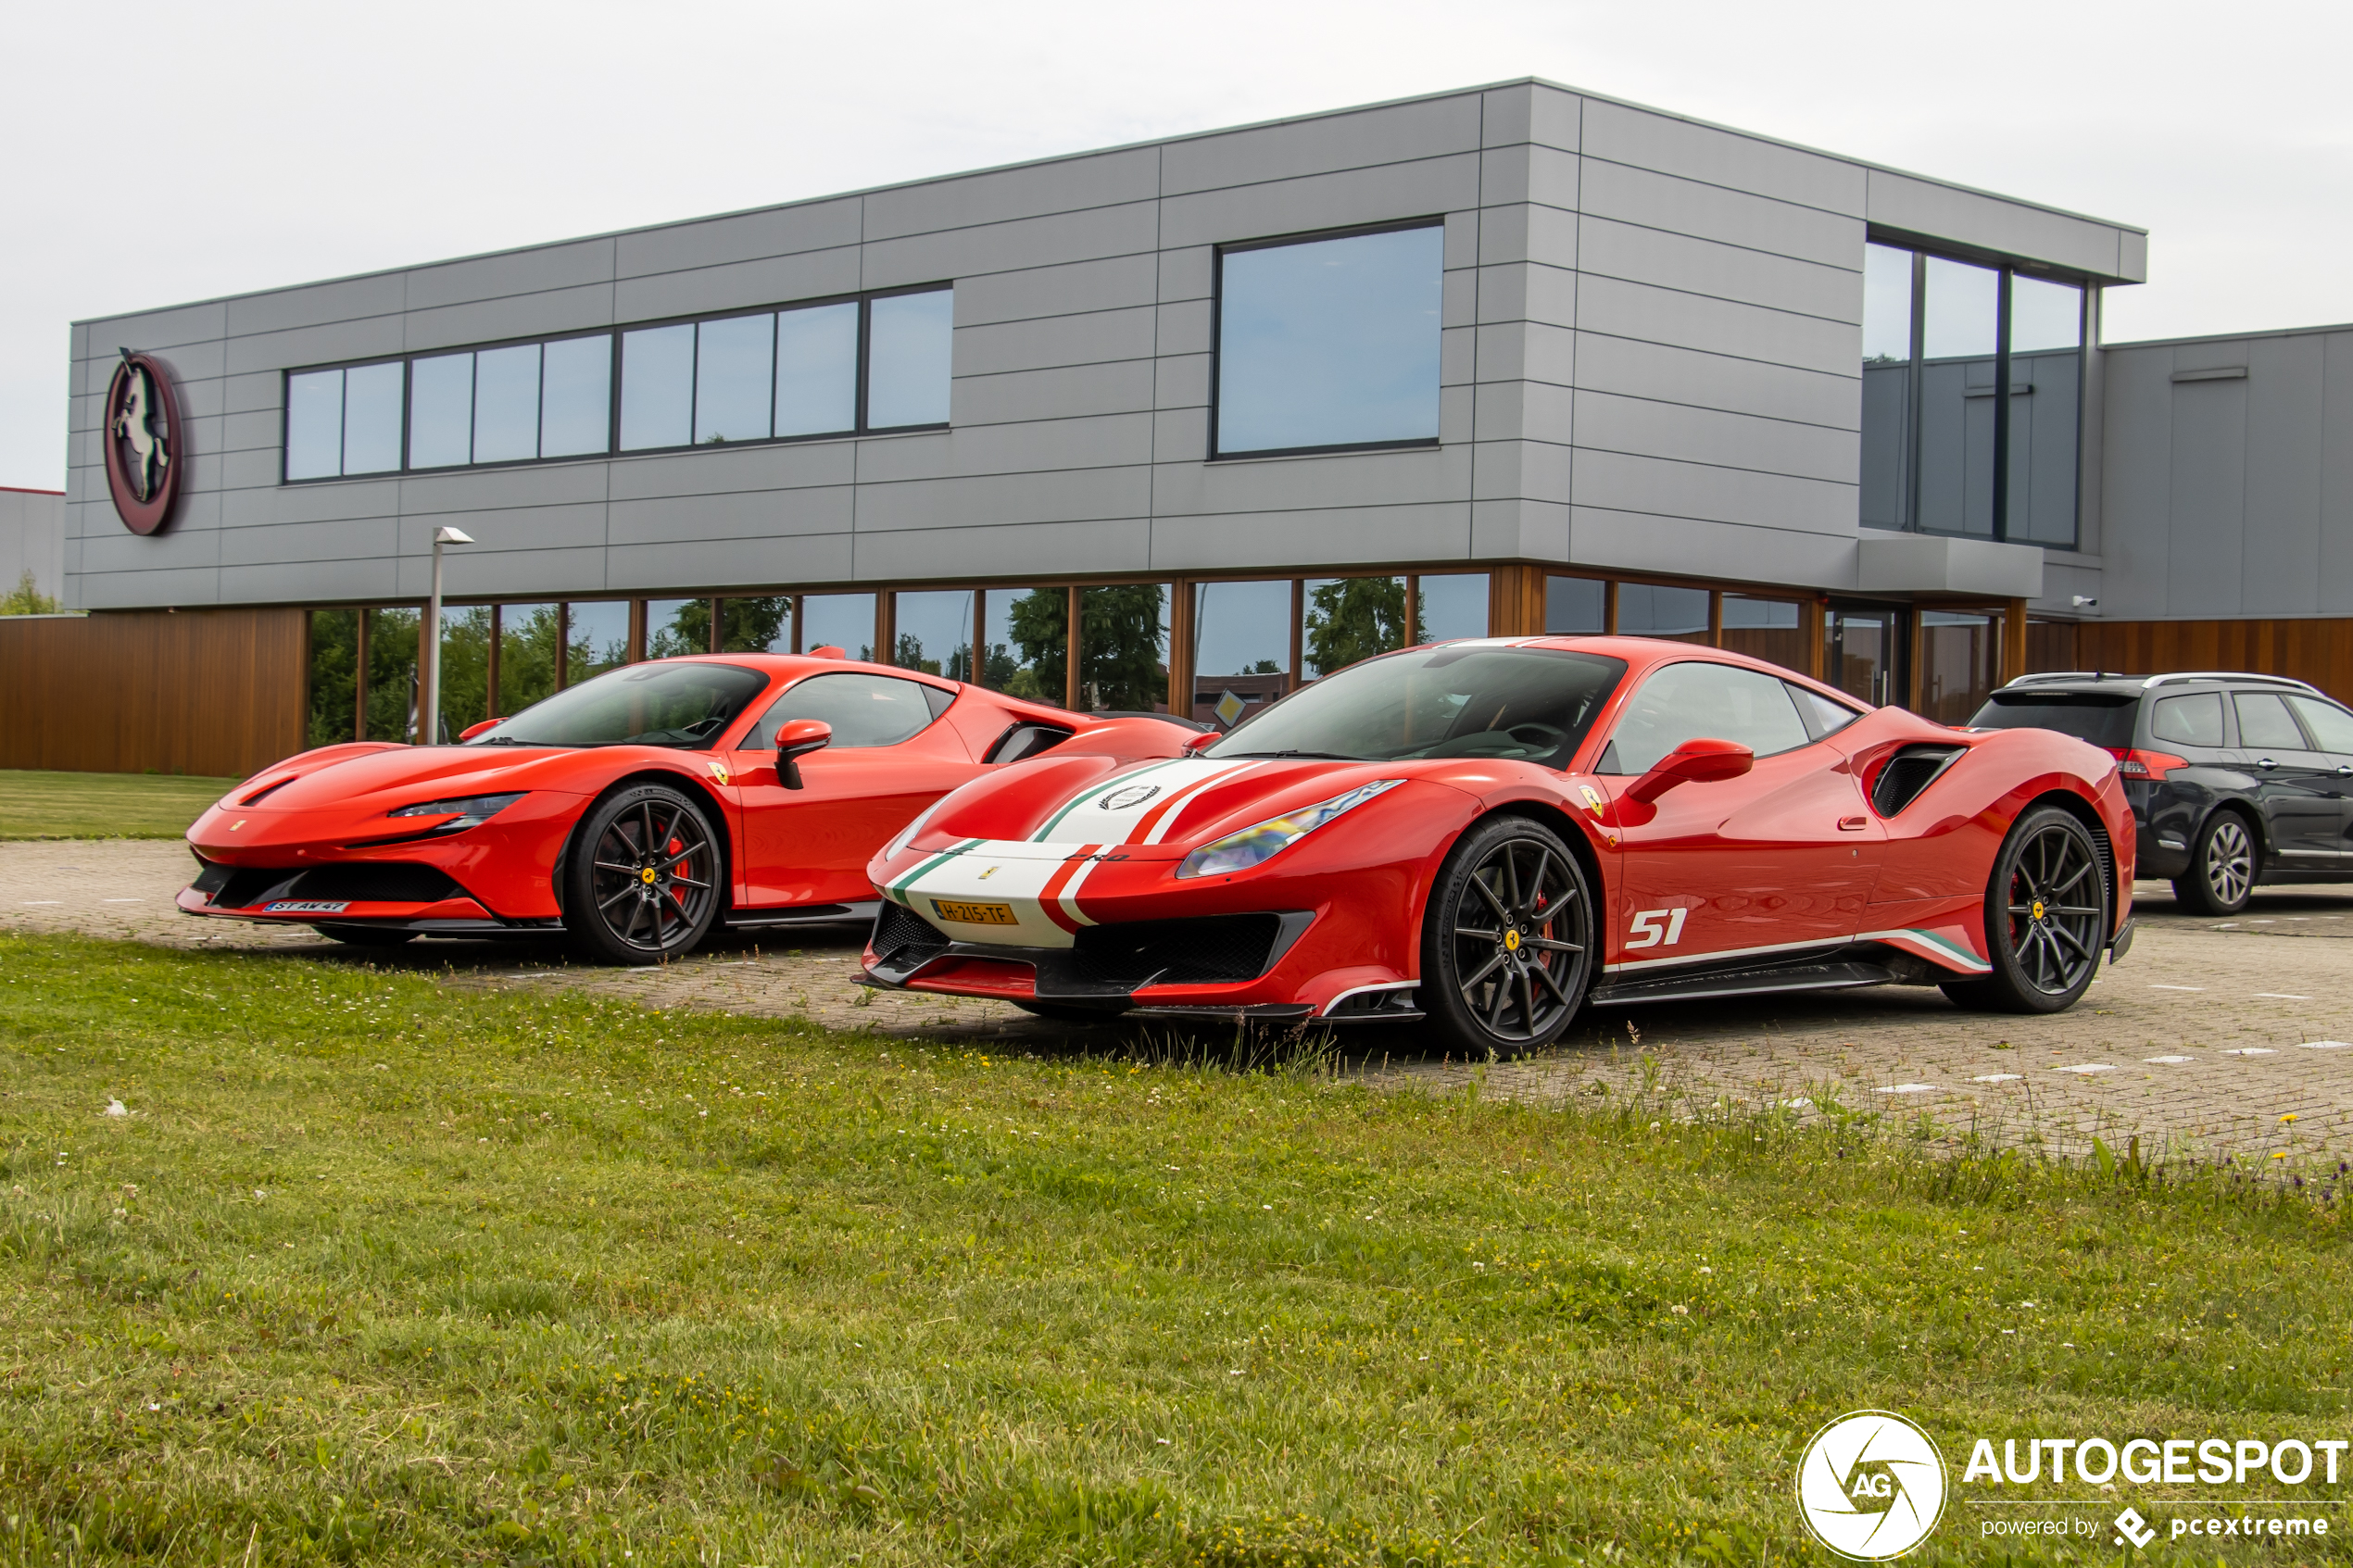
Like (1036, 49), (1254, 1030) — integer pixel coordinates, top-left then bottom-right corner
(932, 898), (1018, 926)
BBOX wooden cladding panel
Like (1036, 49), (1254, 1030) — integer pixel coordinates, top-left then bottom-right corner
(2076, 618), (2353, 705)
(0, 609), (307, 778)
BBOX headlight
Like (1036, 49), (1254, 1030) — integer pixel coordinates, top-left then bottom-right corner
(882, 796), (947, 861)
(1175, 779), (1401, 879)
(386, 792), (524, 834)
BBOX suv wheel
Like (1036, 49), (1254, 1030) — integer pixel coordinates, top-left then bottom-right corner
(1942, 805), (2108, 1014)
(2172, 811), (2256, 916)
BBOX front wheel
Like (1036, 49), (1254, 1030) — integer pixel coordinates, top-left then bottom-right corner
(1941, 805), (2108, 1014)
(2171, 810), (2256, 916)
(561, 783), (724, 965)
(1419, 816), (1594, 1059)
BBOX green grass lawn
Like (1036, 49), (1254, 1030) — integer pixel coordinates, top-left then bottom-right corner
(0, 770), (236, 840)
(1, 932), (2347, 1565)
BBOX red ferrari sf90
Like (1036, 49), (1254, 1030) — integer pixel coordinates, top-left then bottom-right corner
(864, 637), (2136, 1056)
(180, 652), (1143, 962)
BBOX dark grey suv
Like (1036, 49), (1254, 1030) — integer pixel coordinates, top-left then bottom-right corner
(1968, 671), (2353, 915)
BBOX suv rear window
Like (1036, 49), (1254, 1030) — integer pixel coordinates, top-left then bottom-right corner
(1969, 690), (2137, 749)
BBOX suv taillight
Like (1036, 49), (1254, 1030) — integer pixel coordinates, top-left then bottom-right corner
(2111, 747), (2188, 780)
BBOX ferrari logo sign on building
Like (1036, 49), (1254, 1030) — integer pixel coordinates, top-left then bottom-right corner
(103, 348), (182, 535)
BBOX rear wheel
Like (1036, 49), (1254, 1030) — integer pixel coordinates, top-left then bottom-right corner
(311, 923), (418, 947)
(1420, 816), (1593, 1059)
(1942, 805), (2108, 1014)
(561, 783), (724, 965)
(2171, 810), (2256, 916)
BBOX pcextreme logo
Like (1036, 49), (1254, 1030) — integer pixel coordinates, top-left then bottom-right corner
(1796, 1411), (1949, 1561)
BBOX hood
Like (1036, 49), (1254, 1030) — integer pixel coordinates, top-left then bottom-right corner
(220, 743), (597, 813)
(919, 752), (1418, 859)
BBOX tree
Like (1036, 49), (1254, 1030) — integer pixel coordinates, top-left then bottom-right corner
(894, 632), (941, 675)
(1005, 589), (1068, 704)
(0, 570), (62, 616)
(721, 596), (791, 654)
(1303, 577), (1418, 677)
(306, 609), (360, 747)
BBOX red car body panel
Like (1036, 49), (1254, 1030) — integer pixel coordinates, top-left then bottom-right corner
(177, 655), (1115, 937)
(863, 636), (2136, 1018)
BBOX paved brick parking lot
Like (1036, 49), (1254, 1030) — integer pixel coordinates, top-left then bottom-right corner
(7, 838), (2352, 1165)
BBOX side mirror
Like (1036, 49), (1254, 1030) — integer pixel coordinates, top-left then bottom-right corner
(774, 718), (832, 790)
(1182, 729), (1217, 753)
(459, 718), (504, 742)
(1627, 737), (1754, 804)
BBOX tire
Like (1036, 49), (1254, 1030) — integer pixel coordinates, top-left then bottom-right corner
(560, 783), (724, 965)
(2171, 810), (2257, 917)
(311, 923), (419, 947)
(1419, 816), (1594, 1059)
(1941, 805), (2109, 1014)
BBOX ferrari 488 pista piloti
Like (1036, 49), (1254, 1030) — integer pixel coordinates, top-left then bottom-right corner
(863, 637), (2137, 1056)
(180, 651), (1161, 962)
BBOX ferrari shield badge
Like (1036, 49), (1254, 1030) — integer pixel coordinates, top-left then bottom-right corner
(707, 760), (731, 786)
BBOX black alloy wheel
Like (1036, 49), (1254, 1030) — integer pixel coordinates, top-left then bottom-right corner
(1942, 805), (2108, 1014)
(1421, 816), (1593, 1058)
(2172, 810), (2256, 917)
(562, 783), (724, 965)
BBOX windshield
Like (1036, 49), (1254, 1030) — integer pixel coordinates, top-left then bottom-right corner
(1204, 646), (1626, 767)
(1969, 690), (2138, 750)
(469, 661), (771, 749)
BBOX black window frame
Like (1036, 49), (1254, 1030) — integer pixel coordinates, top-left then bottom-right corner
(1209, 216), (1448, 463)
(1860, 232), (2089, 549)
(279, 282), (952, 485)
(282, 353), (411, 482)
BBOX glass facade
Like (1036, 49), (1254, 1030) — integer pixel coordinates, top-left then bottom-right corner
(719, 596), (792, 655)
(982, 587), (1061, 701)
(1917, 610), (2000, 725)
(1860, 241), (2084, 547)
(646, 598), (709, 659)
(1416, 573), (1488, 643)
(1617, 583), (1710, 644)
(568, 601), (633, 679)
(497, 603), (561, 717)
(1079, 583), (1170, 710)
(287, 286), (950, 481)
(800, 593), (876, 660)
(1301, 576), (1408, 680)
(1189, 578), (1291, 728)
(1216, 224), (1443, 457)
(1544, 575), (1606, 634)
(891, 590), (972, 676)
(1719, 595), (1806, 671)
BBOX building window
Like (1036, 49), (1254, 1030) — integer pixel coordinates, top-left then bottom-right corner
(1918, 610), (2001, 725)
(1720, 594), (1805, 671)
(1301, 576), (1410, 680)
(1416, 573), (1489, 642)
(1079, 584), (1171, 711)
(890, 590), (972, 675)
(1189, 579), (1292, 728)
(1617, 583), (1711, 645)
(800, 593), (877, 659)
(719, 596), (793, 655)
(1545, 576), (1607, 634)
(980, 588), (1062, 700)
(566, 601), (633, 681)
(284, 285), (950, 482)
(1214, 223), (1443, 458)
(1860, 240), (2083, 548)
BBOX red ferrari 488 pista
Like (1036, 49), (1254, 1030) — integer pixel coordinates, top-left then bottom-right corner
(180, 652), (1162, 962)
(863, 636), (2136, 1056)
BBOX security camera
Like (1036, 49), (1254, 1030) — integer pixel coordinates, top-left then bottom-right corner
(2070, 595), (2098, 608)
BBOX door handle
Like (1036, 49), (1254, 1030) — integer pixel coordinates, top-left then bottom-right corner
(1837, 815), (1869, 831)
(2258, 758), (2278, 770)
(2337, 766), (2353, 778)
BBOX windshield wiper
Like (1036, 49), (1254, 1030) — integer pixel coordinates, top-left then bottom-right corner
(1221, 748), (1366, 760)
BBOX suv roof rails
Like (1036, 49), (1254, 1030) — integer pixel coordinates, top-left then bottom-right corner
(2140, 671), (2322, 695)
(1999, 671), (2138, 687)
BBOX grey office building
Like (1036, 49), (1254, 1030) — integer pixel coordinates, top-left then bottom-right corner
(32, 77), (2353, 773)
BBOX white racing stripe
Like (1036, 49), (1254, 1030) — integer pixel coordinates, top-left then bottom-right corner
(1027, 757), (1262, 845)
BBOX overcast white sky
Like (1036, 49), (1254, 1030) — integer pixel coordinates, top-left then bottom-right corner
(5, 0), (2348, 490)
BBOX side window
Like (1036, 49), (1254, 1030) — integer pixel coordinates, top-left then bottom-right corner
(2233, 692), (2308, 751)
(1604, 662), (1813, 774)
(1786, 682), (1861, 739)
(2150, 692), (2224, 748)
(2288, 696), (2353, 755)
(748, 672), (938, 749)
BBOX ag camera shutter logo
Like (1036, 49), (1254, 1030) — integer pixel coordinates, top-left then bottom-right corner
(1796, 1411), (1948, 1561)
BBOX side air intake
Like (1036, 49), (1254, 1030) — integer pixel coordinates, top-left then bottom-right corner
(1870, 745), (1965, 817)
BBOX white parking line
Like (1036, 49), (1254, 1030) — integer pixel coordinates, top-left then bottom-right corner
(2223, 1047), (2277, 1056)
(2298, 1041), (2351, 1050)
(2145, 1056), (2193, 1064)
(2054, 1064), (2115, 1075)
(2151, 985), (2205, 992)
(2254, 993), (2312, 1000)
(19, 900), (59, 907)
(1874, 1084), (1936, 1095)
(1970, 1073), (2023, 1083)
(102, 897), (144, 904)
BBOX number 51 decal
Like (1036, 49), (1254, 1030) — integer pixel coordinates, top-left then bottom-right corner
(1626, 907), (1689, 949)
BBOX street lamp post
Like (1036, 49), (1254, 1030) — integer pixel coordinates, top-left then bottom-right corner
(418, 526), (474, 745)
